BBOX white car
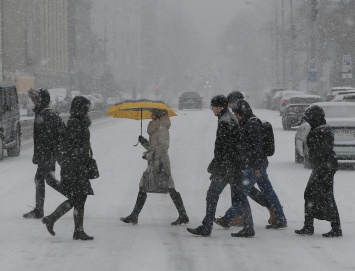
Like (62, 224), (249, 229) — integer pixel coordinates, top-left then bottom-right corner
(325, 86), (355, 101)
(332, 91), (355, 102)
(295, 102), (355, 168)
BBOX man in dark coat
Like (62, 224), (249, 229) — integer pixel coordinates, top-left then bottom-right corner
(221, 100), (287, 230)
(187, 95), (254, 237)
(23, 88), (66, 219)
(215, 91), (276, 228)
(295, 105), (342, 237)
(42, 96), (95, 240)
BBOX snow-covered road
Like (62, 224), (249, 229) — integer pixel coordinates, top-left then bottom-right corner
(0, 109), (354, 271)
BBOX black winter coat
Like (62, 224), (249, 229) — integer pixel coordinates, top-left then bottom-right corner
(307, 124), (338, 169)
(234, 100), (267, 170)
(207, 109), (243, 182)
(33, 107), (66, 165)
(304, 119), (339, 222)
(60, 97), (94, 198)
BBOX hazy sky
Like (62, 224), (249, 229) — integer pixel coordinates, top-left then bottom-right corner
(182, 0), (268, 45)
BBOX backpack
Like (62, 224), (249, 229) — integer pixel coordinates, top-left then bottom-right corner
(249, 117), (275, 157)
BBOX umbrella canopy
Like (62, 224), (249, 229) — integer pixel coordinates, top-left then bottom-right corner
(106, 99), (177, 145)
(106, 99), (177, 120)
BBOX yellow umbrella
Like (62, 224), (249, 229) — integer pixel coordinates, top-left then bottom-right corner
(106, 99), (177, 145)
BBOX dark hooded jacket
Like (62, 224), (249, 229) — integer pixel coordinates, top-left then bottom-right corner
(232, 99), (266, 170)
(32, 89), (66, 165)
(305, 106), (338, 169)
(207, 108), (243, 182)
(303, 106), (340, 222)
(60, 96), (94, 197)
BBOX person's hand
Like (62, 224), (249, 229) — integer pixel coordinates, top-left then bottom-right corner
(138, 135), (146, 143)
(255, 170), (262, 178)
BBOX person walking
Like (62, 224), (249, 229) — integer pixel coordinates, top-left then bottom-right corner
(186, 95), (254, 237)
(120, 108), (189, 226)
(42, 96), (95, 240)
(23, 88), (66, 219)
(295, 105), (342, 237)
(214, 91), (276, 227)
(218, 99), (287, 231)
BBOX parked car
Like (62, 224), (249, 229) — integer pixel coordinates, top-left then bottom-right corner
(271, 89), (299, 111)
(295, 102), (355, 168)
(263, 88), (286, 109)
(48, 88), (69, 114)
(324, 86), (355, 101)
(105, 96), (121, 110)
(281, 94), (322, 130)
(178, 91), (203, 110)
(279, 90), (306, 115)
(91, 93), (105, 110)
(343, 94), (355, 102)
(0, 81), (21, 160)
(331, 91), (355, 102)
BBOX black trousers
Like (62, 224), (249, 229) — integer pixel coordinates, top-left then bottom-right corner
(34, 160), (59, 211)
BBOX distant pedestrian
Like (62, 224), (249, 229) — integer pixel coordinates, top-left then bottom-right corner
(120, 108), (189, 225)
(295, 105), (342, 237)
(42, 96), (95, 240)
(187, 95), (254, 237)
(23, 88), (66, 219)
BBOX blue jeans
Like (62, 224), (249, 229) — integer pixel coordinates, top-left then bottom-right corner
(225, 164), (287, 225)
(201, 175), (254, 234)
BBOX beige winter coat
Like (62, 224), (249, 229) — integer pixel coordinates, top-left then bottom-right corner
(139, 115), (175, 189)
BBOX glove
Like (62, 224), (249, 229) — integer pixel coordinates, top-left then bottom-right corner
(138, 135), (147, 144)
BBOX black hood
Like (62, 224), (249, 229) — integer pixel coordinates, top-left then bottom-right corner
(28, 88), (50, 111)
(232, 99), (253, 120)
(304, 105), (326, 128)
(70, 96), (91, 119)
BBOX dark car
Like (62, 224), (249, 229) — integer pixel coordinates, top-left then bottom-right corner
(178, 92), (203, 110)
(0, 82), (22, 160)
(264, 88), (286, 110)
(281, 95), (322, 130)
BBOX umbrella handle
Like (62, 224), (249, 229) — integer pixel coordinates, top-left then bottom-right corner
(133, 141), (139, 147)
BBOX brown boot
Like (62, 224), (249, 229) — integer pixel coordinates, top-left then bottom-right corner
(231, 216), (244, 227)
(268, 208), (277, 225)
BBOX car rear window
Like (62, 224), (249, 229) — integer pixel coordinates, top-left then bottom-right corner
(181, 92), (200, 98)
(321, 105), (355, 118)
(289, 97), (322, 104)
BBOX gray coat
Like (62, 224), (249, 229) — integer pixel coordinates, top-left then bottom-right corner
(139, 116), (175, 189)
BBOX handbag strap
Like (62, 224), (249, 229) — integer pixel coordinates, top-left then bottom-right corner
(89, 146), (93, 158)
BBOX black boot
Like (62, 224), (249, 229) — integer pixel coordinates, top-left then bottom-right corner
(186, 226), (210, 237)
(231, 227), (255, 238)
(73, 206), (93, 241)
(120, 192), (147, 225)
(73, 231), (94, 240)
(170, 190), (189, 225)
(42, 200), (73, 236)
(322, 228), (342, 237)
(214, 216), (231, 229)
(295, 226), (314, 235)
(23, 208), (44, 219)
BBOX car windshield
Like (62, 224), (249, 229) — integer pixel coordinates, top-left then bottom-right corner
(289, 97), (321, 104)
(321, 104), (355, 118)
(283, 92), (304, 98)
(181, 92), (200, 98)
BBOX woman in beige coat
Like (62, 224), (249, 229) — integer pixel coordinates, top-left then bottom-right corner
(120, 109), (189, 225)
